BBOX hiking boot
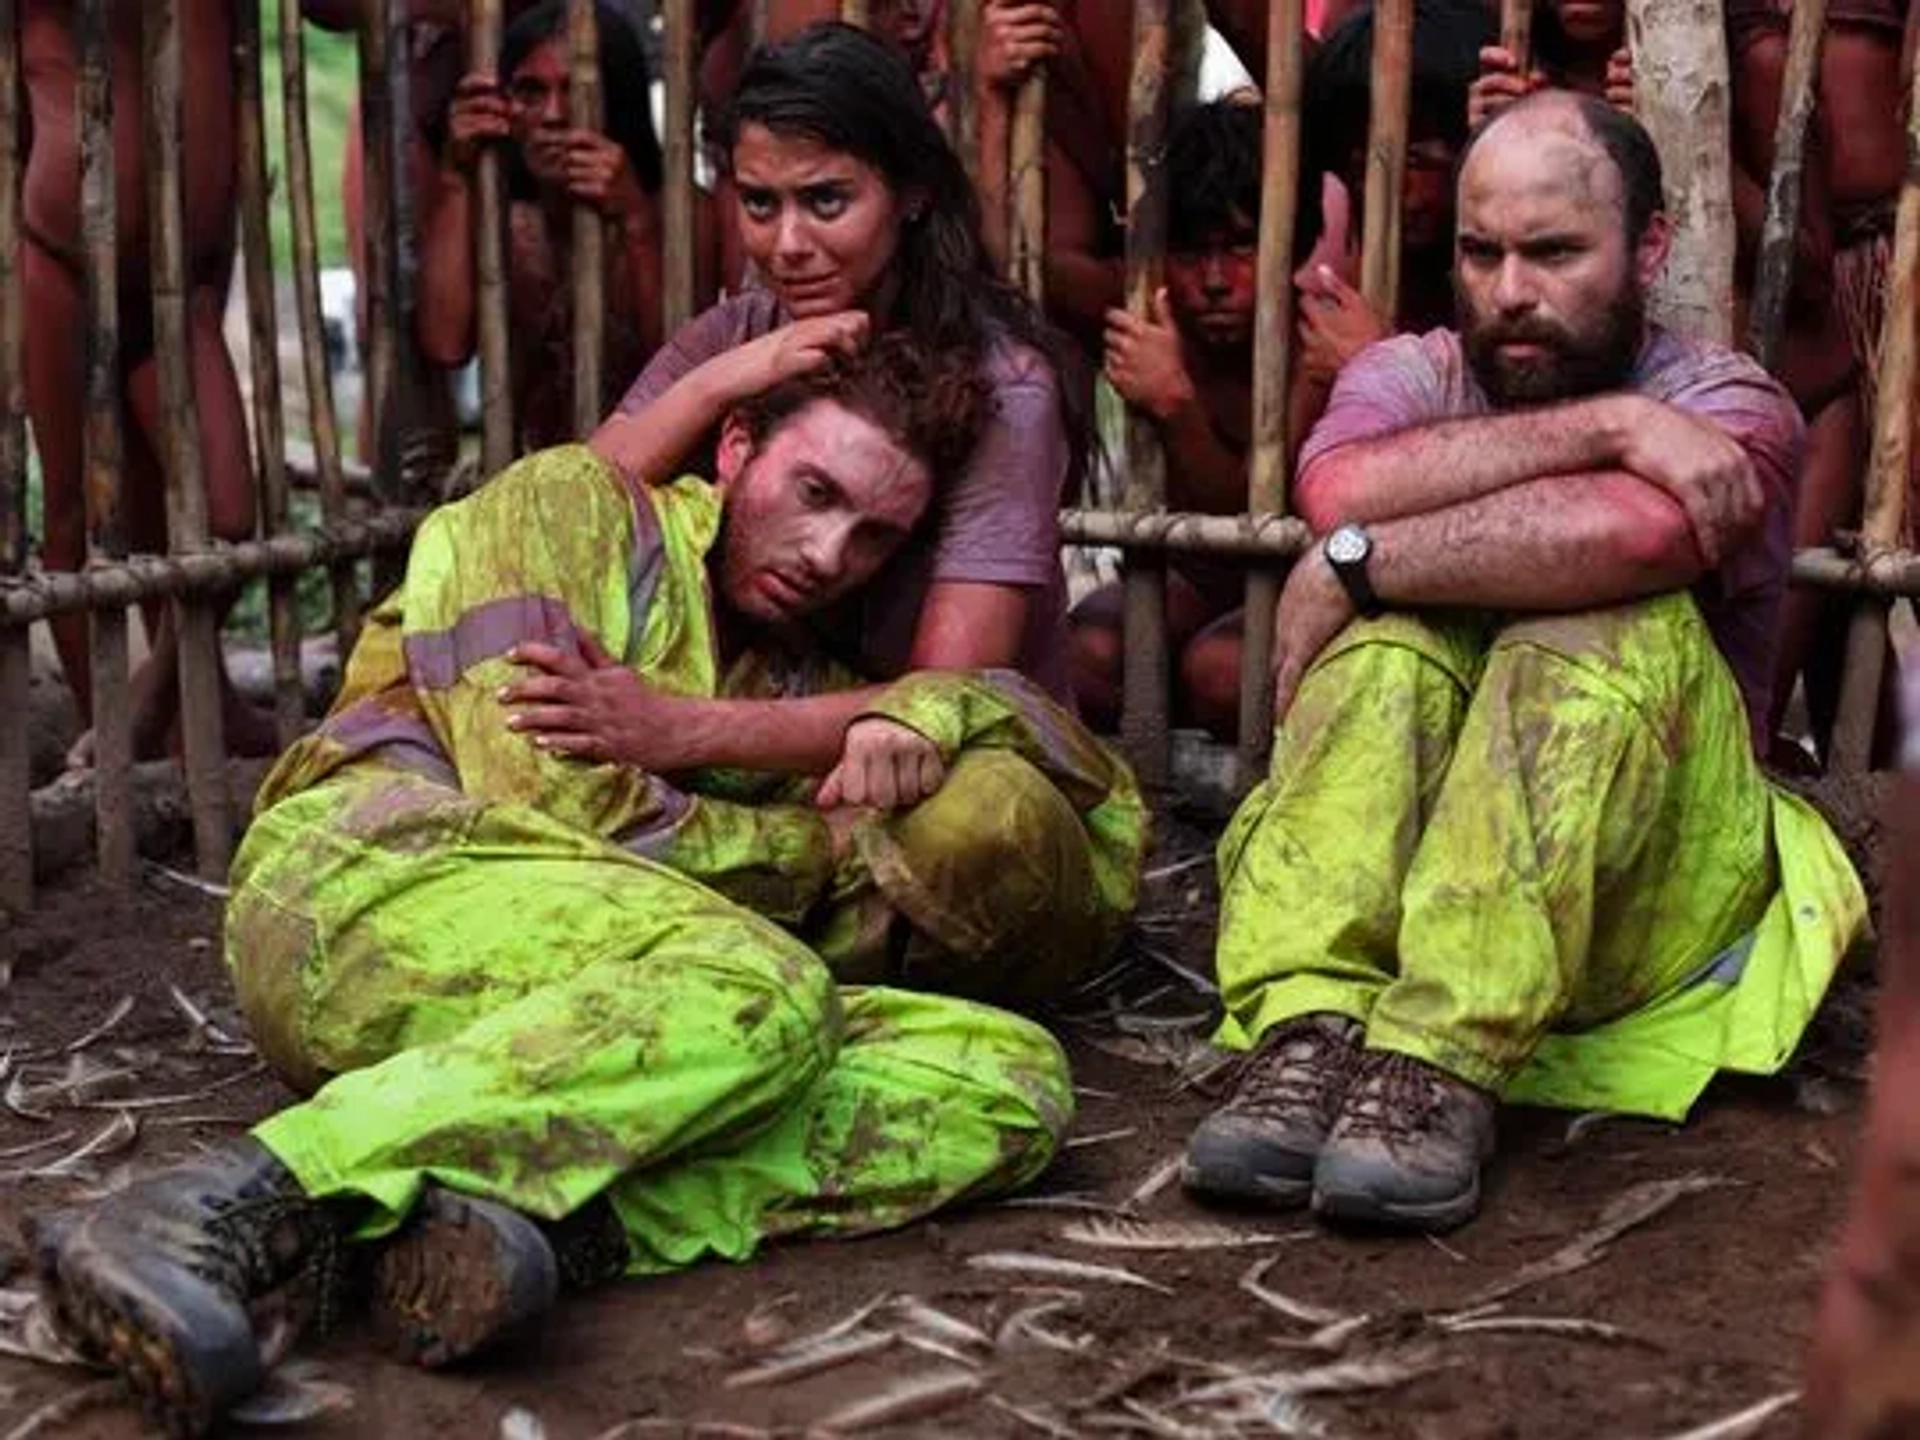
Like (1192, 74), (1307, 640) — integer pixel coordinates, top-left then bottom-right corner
(26, 1138), (339, 1437)
(371, 1188), (626, 1368)
(1312, 1050), (1497, 1233)
(1182, 1014), (1364, 1206)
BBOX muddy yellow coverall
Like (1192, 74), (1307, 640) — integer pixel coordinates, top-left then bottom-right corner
(224, 446), (1145, 1268)
(1216, 596), (1866, 1121)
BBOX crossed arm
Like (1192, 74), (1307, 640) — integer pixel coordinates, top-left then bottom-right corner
(1269, 381), (1778, 713)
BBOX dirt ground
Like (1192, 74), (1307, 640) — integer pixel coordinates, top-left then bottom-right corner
(0, 831), (1875, 1440)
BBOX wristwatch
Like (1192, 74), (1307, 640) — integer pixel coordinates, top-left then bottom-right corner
(1323, 522), (1383, 618)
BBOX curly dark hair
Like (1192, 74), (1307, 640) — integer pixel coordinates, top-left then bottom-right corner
(711, 22), (1091, 490)
(502, 1), (662, 200)
(733, 332), (993, 496)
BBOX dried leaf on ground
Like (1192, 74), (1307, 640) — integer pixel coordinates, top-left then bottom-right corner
(1238, 1255), (1349, 1327)
(1463, 1174), (1737, 1308)
(0, 1288), (96, 1369)
(968, 1251), (1174, 1293)
(0, 1379), (119, 1440)
(1439, 1314), (1653, 1346)
(1184, 1345), (1454, 1408)
(1, 1111), (138, 1182)
(1064, 1218), (1309, 1252)
(806, 1367), (981, 1434)
(996, 1298), (1093, 1356)
(1126, 1154), (1184, 1207)
(723, 1329), (895, 1388)
(889, 1297), (991, 1352)
(1643, 1389), (1799, 1440)
(230, 1361), (357, 1426)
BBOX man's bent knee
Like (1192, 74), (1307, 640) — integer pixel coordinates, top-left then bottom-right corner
(861, 749), (1114, 1006)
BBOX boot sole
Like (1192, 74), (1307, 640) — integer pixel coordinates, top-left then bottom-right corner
(1311, 1173), (1482, 1234)
(1180, 1156), (1314, 1208)
(27, 1215), (261, 1439)
(372, 1189), (559, 1369)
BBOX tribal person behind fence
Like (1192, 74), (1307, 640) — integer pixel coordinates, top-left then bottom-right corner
(1180, 92), (1866, 1234)
(26, 335), (1145, 1436)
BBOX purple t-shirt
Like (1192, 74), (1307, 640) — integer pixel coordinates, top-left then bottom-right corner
(1297, 327), (1804, 741)
(615, 292), (1075, 702)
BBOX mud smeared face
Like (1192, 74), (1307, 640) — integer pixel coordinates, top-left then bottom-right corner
(731, 125), (908, 319)
(1453, 103), (1663, 406)
(713, 399), (930, 628)
(1166, 212), (1260, 353)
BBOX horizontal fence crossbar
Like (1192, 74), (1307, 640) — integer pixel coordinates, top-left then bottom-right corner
(1062, 509), (1920, 598)
(0, 510), (420, 627)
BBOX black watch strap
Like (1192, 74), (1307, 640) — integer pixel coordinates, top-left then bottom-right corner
(1324, 527), (1383, 618)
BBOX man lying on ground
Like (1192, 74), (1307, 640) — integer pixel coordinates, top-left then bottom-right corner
(25, 335), (1145, 1437)
(1182, 92), (1866, 1234)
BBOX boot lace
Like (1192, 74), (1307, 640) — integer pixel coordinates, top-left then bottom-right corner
(1228, 1019), (1357, 1126)
(1337, 1052), (1454, 1143)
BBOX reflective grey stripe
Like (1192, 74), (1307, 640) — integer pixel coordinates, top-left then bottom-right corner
(403, 595), (582, 691)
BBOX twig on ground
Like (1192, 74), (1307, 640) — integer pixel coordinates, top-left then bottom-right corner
(1461, 1174), (1737, 1309)
(61, 995), (134, 1054)
(1065, 1127), (1140, 1151)
(1126, 1154), (1183, 1208)
(1064, 1218), (1310, 1252)
(723, 1329), (895, 1389)
(1643, 1390), (1799, 1440)
(969, 1252), (1173, 1293)
(1238, 1255), (1348, 1327)
(0, 1381), (120, 1440)
(804, 1367), (981, 1433)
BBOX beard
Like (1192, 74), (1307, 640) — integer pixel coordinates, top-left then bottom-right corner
(1460, 281), (1646, 407)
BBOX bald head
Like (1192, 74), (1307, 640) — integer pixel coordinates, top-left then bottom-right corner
(1461, 90), (1665, 245)
(1450, 91), (1669, 406)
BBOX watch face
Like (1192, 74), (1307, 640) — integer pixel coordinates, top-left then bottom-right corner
(1326, 524), (1369, 565)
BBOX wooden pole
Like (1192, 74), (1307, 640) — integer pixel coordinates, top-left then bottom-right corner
(1626, 0), (1737, 343)
(359, 0), (402, 501)
(749, 0), (770, 46)
(1746, 0), (1828, 372)
(280, 0), (361, 656)
(472, 0), (514, 474)
(1009, 69), (1048, 303)
(842, 0), (872, 26)
(946, 0), (981, 173)
(144, 0), (232, 878)
(79, 0), (133, 887)
(1359, 0), (1411, 322)
(1119, 0), (1173, 787)
(0, 0), (30, 910)
(236, 0), (301, 751)
(1500, 0), (1533, 80)
(1830, 51), (1920, 772)
(1237, 0), (1307, 783)
(569, 0), (606, 436)
(662, 0), (697, 334)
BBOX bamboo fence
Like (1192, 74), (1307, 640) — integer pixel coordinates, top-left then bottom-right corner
(0, 0), (1915, 914)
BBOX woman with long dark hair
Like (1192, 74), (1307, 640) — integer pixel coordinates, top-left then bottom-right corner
(417, 0), (706, 448)
(593, 21), (1089, 802)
